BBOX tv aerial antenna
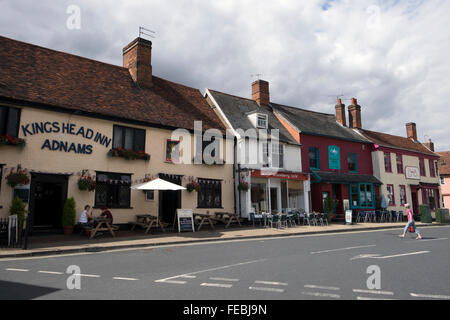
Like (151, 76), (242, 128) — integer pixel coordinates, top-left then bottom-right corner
(251, 73), (264, 80)
(139, 26), (156, 39)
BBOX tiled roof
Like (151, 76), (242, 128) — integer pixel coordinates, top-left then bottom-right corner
(207, 89), (299, 145)
(0, 36), (225, 132)
(359, 129), (439, 157)
(271, 103), (371, 143)
(437, 152), (450, 175)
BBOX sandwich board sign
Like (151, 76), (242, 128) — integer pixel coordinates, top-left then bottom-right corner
(345, 210), (353, 225)
(176, 209), (195, 233)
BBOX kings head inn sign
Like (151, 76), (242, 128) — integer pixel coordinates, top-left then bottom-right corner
(21, 121), (111, 155)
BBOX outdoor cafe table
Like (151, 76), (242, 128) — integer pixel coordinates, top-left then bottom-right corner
(130, 214), (166, 234)
(214, 212), (242, 228)
(90, 217), (116, 239)
(193, 213), (215, 231)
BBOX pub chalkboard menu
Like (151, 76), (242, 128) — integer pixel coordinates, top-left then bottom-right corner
(176, 209), (195, 232)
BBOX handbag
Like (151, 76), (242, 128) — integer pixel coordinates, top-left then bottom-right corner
(408, 222), (416, 233)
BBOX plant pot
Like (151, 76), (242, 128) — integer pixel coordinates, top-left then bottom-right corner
(63, 226), (74, 235)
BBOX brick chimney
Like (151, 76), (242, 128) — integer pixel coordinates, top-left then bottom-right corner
(123, 37), (152, 88)
(424, 139), (434, 152)
(335, 98), (346, 126)
(252, 80), (270, 107)
(348, 98), (362, 129)
(406, 122), (417, 141)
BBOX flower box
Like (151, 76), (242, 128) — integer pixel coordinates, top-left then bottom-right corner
(0, 134), (26, 147)
(107, 147), (150, 161)
(186, 181), (200, 192)
(237, 182), (249, 191)
(78, 176), (96, 191)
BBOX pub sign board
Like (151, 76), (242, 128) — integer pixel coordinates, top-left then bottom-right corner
(405, 166), (420, 180)
(176, 209), (195, 233)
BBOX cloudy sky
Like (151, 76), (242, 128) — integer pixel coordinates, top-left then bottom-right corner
(1, 0), (449, 151)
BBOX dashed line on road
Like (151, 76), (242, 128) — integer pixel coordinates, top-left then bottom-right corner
(410, 293), (450, 299)
(113, 277), (139, 281)
(353, 289), (394, 295)
(209, 277), (239, 282)
(362, 251), (430, 259)
(254, 280), (288, 286)
(201, 283), (233, 288)
(249, 286), (285, 293)
(356, 296), (396, 300)
(304, 285), (340, 291)
(74, 274), (100, 278)
(156, 279), (187, 284)
(5, 268), (29, 272)
(310, 245), (376, 254)
(38, 270), (63, 275)
(301, 291), (340, 299)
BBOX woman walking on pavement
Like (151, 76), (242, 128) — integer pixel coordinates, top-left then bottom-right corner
(399, 203), (422, 239)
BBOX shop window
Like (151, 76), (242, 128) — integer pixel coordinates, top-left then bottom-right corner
(399, 185), (406, 205)
(0, 106), (21, 138)
(112, 125), (145, 153)
(166, 140), (180, 163)
(350, 183), (374, 208)
(419, 158), (426, 176)
(429, 159), (436, 178)
(95, 172), (131, 208)
(387, 184), (395, 206)
(348, 152), (357, 172)
(197, 178), (222, 208)
(423, 188), (438, 210)
(384, 152), (392, 173)
(396, 154), (403, 174)
(251, 183), (268, 213)
(309, 147), (320, 170)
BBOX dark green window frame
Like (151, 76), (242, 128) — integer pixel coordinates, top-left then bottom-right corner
(309, 147), (320, 170)
(349, 183), (374, 209)
(348, 152), (357, 173)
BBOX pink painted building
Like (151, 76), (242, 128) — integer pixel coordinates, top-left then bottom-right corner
(437, 152), (450, 209)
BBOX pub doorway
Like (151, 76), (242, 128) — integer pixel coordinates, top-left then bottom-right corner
(158, 173), (182, 227)
(29, 173), (69, 233)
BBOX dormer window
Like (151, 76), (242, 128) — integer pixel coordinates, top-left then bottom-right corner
(257, 114), (268, 129)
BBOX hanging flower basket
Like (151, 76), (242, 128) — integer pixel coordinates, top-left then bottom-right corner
(6, 170), (30, 188)
(237, 182), (249, 191)
(107, 147), (150, 161)
(0, 134), (26, 147)
(77, 176), (96, 191)
(186, 180), (200, 192)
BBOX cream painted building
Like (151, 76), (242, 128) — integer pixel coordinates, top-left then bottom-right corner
(0, 35), (234, 232)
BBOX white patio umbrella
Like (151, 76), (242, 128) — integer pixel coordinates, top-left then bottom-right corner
(130, 178), (186, 191)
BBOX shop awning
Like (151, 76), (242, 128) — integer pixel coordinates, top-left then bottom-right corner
(311, 171), (382, 185)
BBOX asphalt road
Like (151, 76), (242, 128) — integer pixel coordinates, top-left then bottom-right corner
(0, 225), (449, 300)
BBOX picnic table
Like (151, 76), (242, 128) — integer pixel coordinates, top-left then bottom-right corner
(130, 214), (165, 234)
(89, 217), (116, 239)
(214, 212), (242, 228)
(193, 213), (215, 231)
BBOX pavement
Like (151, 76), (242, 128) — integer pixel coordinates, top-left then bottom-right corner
(1, 221), (443, 259)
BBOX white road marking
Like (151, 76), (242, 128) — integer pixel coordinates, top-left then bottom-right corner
(74, 274), (100, 278)
(254, 280), (288, 286)
(209, 277), (239, 282)
(113, 277), (139, 281)
(249, 286), (285, 293)
(179, 275), (196, 279)
(158, 280), (187, 284)
(410, 293), (450, 299)
(154, 259), (265, 283)
(304, 285), (340, 291)
(301, 291), (340, 299)
(201, 283), (233, 288)
(357, 296), (395, 300)
(353, 289), (394, 295)
(350, 254), (381, 260)
(38, 271), (63, 275)
(363, 251), (430, 259)
(311, 245), (376, 254)
(6, 268), (29, 272)
(407, 238), (448, 242)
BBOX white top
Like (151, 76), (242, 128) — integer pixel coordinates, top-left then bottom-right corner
(79, 210), (89, 223)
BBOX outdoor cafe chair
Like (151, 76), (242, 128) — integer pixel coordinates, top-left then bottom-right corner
(397, 210), (403, 222)
(287, 213), (297, 227)
(320, 212), (329, 226)
(250, 211), (263, 227)
(279, 214), (288, 228)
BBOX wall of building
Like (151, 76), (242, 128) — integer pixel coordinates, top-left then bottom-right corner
(0, 106), (234, 224)
(372, 148), (440, 212)
(440, 175), (450, 208)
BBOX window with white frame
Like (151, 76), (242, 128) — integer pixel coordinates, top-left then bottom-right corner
(271, 143), (284, 168)
(257, 114), (268, 129)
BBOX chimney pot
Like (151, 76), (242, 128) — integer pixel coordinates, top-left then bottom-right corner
(123, 37), (153, 88)
(335, 99), (346, 126)
(348, 97), (362, 129)
(251, 80), (270, 107)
